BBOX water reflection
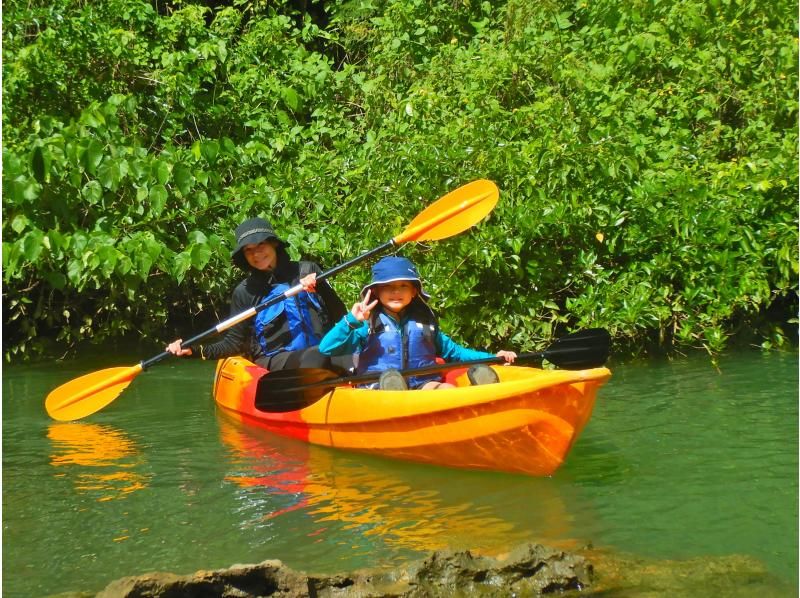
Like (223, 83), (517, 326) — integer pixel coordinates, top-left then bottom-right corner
(217, 413), (592, 555)
(47, 422), (149, 500)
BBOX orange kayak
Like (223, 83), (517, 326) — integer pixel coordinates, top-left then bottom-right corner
(213, 357), (611, 476)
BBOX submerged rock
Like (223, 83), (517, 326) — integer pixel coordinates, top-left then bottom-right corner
(97, 543), (590, 597)
(584, 548), (793, 597)
(95, 542), (791, 597)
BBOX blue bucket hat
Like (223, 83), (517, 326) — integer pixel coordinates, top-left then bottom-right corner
(361, 256), (430, 299)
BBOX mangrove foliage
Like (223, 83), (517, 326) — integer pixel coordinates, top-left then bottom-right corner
(3, 0), (797, 362)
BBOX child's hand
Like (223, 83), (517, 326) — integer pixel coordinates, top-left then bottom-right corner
(300, 272), (317, 293)
(351, 289), (378, 321)
(495, 350), (517, 363)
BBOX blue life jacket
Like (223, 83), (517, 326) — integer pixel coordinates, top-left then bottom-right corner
(254, 280), (324, 358)
(356, 310), (440, 387)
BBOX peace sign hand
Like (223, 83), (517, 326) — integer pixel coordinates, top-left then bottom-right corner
(351, 289), (379, 322)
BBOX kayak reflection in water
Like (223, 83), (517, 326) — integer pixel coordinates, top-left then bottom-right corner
(216, 415), (580, 555)
(319, 256), (516, 391)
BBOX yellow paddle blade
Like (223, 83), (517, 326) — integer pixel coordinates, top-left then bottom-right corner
(45, 364), (143, 421)
(395, 179), (499, 244)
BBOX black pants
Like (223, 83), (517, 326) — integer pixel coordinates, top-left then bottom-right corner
(256, 346), (353, 375)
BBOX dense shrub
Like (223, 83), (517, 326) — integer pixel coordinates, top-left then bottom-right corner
(3, 0), (797, 361)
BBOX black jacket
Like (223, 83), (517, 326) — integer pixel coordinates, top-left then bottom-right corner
(195, 260), (346, 362)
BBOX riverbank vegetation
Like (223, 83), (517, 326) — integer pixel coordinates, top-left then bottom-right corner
(3, 0), (797, 362)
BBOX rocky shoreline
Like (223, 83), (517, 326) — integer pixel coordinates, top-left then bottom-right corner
(85, 541), (790, 597)
(98, 543), (587, 597)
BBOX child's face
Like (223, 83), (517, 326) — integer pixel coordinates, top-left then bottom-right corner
(243, 240), (278, 271)
(375, 281), (418, 315)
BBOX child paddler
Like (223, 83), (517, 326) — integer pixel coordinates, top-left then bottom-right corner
(319, 256), (516, 390)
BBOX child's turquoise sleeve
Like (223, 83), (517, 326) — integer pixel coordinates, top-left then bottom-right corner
(436, 331), (495, 362)
(319, 313), (367, 356)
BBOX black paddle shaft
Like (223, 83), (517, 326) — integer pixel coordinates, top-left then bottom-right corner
(254, 329), (611, 412)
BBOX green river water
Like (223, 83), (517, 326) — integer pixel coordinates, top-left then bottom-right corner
(3, 349), (798, 596)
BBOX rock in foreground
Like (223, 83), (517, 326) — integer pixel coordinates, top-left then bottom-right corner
(96, 541), (792, 598)
(98, 542), (590, 597)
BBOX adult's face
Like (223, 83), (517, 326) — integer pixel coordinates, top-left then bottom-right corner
(243, 240), (279, 272)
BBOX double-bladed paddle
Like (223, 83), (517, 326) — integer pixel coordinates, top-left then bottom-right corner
(254, 328), (612, 413)
(45, 179), (500, 422)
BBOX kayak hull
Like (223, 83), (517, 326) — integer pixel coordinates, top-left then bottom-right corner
(213, 357), (611, 476)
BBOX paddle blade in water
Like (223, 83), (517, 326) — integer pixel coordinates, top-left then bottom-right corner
(397, 179), (499, 243)
(45, 365), (143, 421)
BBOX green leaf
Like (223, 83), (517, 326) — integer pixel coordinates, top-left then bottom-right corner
(556, 11), (573, 30)
(79, 106), (106, 128)
(149, 184), (168, 215)
(201, 140), (220, 163)
(22, 181), (40, 201)
(82, 180), (103, 204)
(10, 215), (29, 233)
(190, 243), (212, 269)
(173, 164), (195, 196)
(187, 230), (208, 244)
(153, 160), (170, 185)
(83, 139), (105, 175)
(171, 251), (192, 284)
(116, 254), (133, 275)
(67, 259), (83, 287)
(2, 242), (22, 279)
(281, 87), (301, 112)
(21, 230), (45, 262)
(97, 159), (122, 190)
(97, 245), (118, 277)
(194, 170), (209, 186)
(48, 230), (67, 253)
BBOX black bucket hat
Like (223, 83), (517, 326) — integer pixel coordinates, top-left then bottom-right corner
(231, 217), (286, 270)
